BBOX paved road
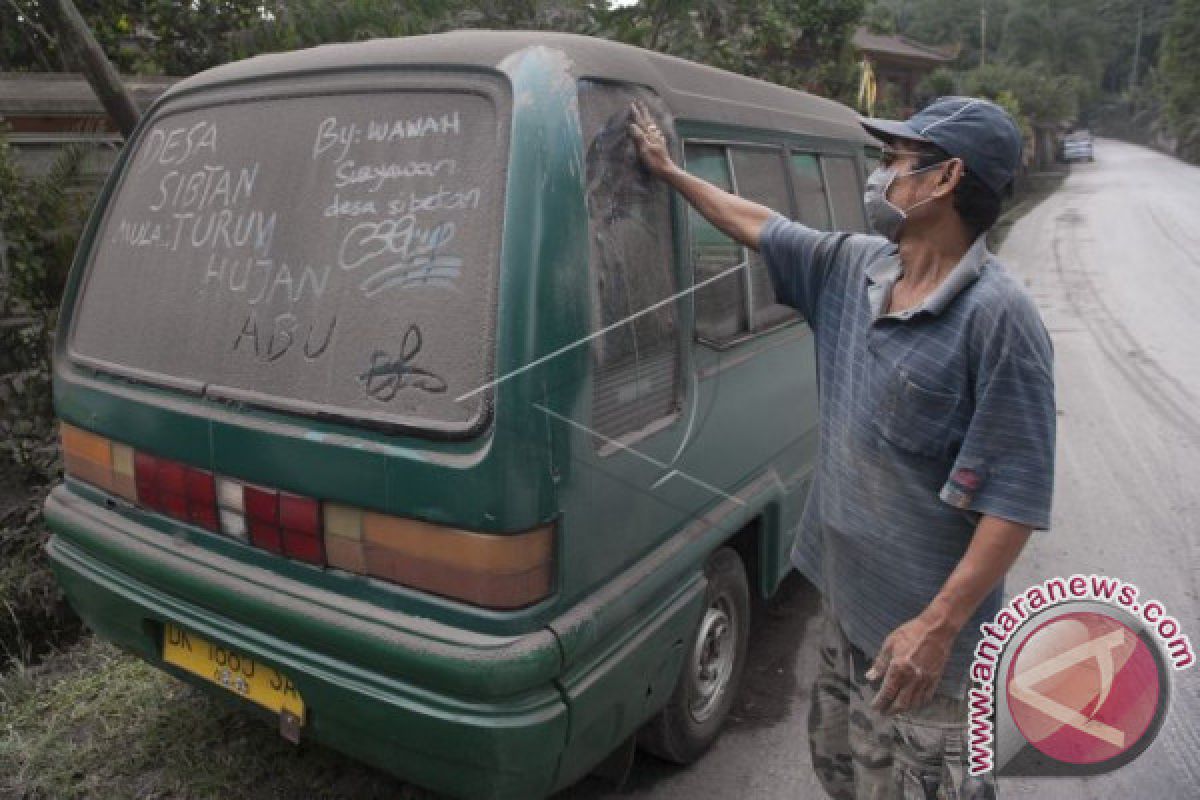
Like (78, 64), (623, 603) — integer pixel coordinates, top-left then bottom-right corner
(994, 138), (1200, 799)
(563, 138), (1200, 799)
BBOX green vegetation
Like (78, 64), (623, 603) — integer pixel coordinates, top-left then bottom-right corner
(226, 0), (867, 104)
(5, 0), (1194, 146)
(0, 478), (77, 667)
(866, 0), (1190, 163)
(1, 1), (268, 75)
(0, 135), (89, 477)
(3, 1), (868, 103)
(1159, 0), (1200, 161)
(0, 137), (93, 666)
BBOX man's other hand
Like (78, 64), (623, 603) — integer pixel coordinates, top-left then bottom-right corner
(866, 615), (956, 715)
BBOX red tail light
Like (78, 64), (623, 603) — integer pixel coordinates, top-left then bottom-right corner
(244, 485), (277, 523)
(131, 451), (217, 531)
(244, 485), (283, 554)
(280, 494), (324, 565)
(134, 452), (162, 511)
(185, 467), (218, 532)
(157, 461), (189, 523)
(159, 460), (187, 497)
(249, 521), (283, 554)
(283, 530), (323, 564)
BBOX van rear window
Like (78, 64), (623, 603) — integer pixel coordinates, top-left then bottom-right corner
(69, 83), (506, 435)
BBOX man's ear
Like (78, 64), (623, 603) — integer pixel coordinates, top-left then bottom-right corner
(932, 158), (965, 198)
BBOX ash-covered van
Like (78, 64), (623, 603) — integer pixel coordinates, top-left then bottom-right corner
(45, 31), (876, 799)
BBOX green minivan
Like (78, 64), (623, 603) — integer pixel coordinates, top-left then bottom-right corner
(45, 30), (877, 799)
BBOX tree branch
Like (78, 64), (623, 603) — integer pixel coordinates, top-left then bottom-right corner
(43, 0), (140, 138)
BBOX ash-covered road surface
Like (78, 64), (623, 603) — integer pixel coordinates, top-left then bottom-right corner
(990, 138), (1200, 798)
(563, 137), (1200, 799)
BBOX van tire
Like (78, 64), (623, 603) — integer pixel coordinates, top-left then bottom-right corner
(638, 547), (750, 764)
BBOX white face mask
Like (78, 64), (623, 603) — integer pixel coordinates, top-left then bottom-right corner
(863, 162), (944, 242)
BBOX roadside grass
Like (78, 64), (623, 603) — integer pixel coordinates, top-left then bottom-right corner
(0, 637), (432, 799)
(0, 477), (82, 666)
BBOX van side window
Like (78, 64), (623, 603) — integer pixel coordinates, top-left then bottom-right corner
(822, 155), (867, 232)
(789, 153), (832, 230)
(579, 80), (681, 447)
(684, 143), (746, 344)
(729, 147), (798, 330)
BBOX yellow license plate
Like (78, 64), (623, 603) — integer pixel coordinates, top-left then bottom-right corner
(162, 624), (304, 720)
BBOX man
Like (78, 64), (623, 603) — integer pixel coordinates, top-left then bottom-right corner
(629, 96), (1055, 799)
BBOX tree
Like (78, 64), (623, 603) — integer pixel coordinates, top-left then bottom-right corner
(597, 0), (867, 103)
(1, 0), (273, 75)
(228, 0), (606, 58)
(866, 0), (1006, 67)
(914, 66), (957, 108)
(44, 0), (140, 136)
(232, 1), (868, 105)
(998, 0), (1110, 108)
(863, 0), (1199, 156)
(962, 64), (1079, 128)
(0, 134), (92, 474)
(1159, 0), (1200, 161)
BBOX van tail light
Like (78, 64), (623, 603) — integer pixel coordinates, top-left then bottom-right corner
(215, 480), (325, 566)
(130, 450), (219, 532)
(61, 423), (552, 609)
(61, 423), (137, 503)
(62, 423), (219, 532)
(157, 460), (189, 521)
(216, 477), (248, 540)
(134, 452), (163, 510)
(184, 468), (218, 532)
(323, 504), (367, 573)
(244, 484), (283, 555)
(280, 494), (323, 565)
(323, 504), (554, 609)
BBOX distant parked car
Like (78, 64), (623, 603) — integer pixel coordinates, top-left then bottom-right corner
(1060, 130), (1095, 163)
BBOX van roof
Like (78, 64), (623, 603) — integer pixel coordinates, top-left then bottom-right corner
(168, 30), (876, 146)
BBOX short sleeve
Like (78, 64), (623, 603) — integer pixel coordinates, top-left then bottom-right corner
(756, 212), (847, 323)
(940, 296), (1056, 530)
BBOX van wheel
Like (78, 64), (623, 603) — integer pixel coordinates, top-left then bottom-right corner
(638, 547), (750, 764)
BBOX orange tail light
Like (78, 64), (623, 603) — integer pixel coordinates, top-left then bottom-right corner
(324, 503), (554, 610)
(61, 422), (136, 502)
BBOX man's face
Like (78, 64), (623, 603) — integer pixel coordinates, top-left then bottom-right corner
(880, 140), (943, 210)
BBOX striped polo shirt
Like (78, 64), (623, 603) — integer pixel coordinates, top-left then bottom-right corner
(758, 212), (1056, 698)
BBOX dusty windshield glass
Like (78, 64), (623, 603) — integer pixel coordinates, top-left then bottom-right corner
(70, 83), (506, 434)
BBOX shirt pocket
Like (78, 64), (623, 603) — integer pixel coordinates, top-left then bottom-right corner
(872, 367), (960, 459)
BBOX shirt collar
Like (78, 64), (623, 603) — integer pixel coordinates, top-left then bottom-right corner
(866, 234), (989, 320)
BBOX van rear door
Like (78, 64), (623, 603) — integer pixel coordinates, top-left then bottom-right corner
(69, 72), (507, 437)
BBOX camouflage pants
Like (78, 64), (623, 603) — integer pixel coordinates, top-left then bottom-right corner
(807, 603), (997, 800)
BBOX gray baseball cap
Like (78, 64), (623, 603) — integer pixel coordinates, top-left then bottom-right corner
(859, 96), (1023, 196)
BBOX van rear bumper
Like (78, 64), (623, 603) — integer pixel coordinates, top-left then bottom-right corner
(44, 484), (568, 799)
